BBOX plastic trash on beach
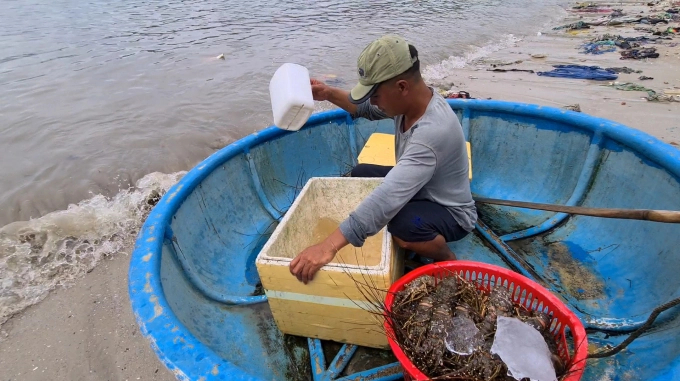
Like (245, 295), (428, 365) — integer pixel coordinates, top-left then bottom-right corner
(444, 315), (484, 355)
(490, 316), (557, 381)
(269, 63), (314, 131)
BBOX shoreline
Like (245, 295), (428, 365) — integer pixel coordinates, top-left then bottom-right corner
(432, 0), (680, 145)
(1, 1), (678, 380)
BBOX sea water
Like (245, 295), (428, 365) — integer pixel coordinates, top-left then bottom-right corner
(0, 0), (568, 325)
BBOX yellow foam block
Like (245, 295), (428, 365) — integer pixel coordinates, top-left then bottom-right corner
(466, 141), (472, 180)
(357, 133), (472, 180)
(357, 133), (396, 167)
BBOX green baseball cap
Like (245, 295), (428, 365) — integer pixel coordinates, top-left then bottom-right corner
(349, 34), (418, 104)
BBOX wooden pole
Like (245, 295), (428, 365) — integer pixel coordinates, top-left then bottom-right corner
(473, 197), (680, 224)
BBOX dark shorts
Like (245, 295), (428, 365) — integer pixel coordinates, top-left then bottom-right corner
(350, 164), (470, 243)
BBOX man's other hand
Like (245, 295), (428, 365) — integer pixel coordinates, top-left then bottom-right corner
(289, 243), (335, 284)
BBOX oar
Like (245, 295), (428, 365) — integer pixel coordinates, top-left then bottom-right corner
(473, 197), (680, 224)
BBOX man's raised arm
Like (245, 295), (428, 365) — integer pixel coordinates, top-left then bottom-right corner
(310, 79), (357, 115)
(310, 79), (389, 121)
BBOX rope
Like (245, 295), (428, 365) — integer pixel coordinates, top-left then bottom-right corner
(587, 297), (680, 358)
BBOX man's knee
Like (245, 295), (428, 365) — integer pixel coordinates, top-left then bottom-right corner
(393, 234), (457, 261)
(349, 165), (367, 177)
(388, 202), (470, 245)
(393, 236), (412, 250)
(350, 164), (392, 178)
(387, 211), (436, 245)
(392, 234), (442, 249)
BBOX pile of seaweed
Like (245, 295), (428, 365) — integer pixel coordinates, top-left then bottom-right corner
(386, 273), (568, 380)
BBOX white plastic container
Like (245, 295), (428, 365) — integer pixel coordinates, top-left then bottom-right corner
(269, 63), (314, 131)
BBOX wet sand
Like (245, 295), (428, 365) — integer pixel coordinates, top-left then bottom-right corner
(0, 254), (175, 381)
(1, 0), (678, 380)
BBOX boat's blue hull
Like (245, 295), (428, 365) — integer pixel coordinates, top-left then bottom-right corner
(129, 100), (680, 381)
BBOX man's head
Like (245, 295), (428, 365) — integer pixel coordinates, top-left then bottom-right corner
(349, 35), (424, 116)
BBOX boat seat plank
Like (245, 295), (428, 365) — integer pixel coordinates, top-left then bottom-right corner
(357, 132), (472, 180)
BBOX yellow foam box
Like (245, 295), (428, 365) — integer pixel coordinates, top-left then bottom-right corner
(357, 133), (472, 180)
(256, 177), (404, 349)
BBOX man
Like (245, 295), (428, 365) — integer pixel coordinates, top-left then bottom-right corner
(289, 34), (477, 284)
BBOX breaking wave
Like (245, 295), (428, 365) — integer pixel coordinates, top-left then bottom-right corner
(0, 171), (185, 326)
(422, 34), (523, 85)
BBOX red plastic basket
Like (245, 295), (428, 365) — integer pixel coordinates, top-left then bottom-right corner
(384, 260), (587, 381)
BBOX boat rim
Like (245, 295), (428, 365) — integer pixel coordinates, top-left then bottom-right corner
(128, 99), (680, 380)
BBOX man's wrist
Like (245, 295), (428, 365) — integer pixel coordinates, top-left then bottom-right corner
(326, 87), (343, 104)
(321, 227), (350, 257)
(321, 238), (339, 255)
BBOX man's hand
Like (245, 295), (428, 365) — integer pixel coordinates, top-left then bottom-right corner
(289, 243), (336, 284)
(289, 227), (350, 284)
(309, 78), (358, 115)
(310, 78), (332, 102)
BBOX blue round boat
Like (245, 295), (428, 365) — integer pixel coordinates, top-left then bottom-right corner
(128, 99), (680, 381)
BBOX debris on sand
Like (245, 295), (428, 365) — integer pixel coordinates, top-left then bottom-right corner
(563, 104), (582, 112)
(620, 47), (660, 59)
(537, 65), (618, 80)
(606, 66), (642, 74)
(605, 82), (655, 92)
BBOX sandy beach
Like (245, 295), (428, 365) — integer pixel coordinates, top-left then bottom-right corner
(433, 0), (680, 145)
(0, 253), (176, 381)
(1, 0), (678, 380)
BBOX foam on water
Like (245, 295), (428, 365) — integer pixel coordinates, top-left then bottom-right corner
(422, 4), (568, 87)
(311, 34), (525, 106)
(0, 171), (185, 326)
(422, 34), (523, 86)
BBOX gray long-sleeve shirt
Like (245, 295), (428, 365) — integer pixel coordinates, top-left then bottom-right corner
(339, 89), (477, 247)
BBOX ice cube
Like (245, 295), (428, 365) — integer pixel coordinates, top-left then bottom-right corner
(490, 316), (557, 381)
(444, 316), (483, 355)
